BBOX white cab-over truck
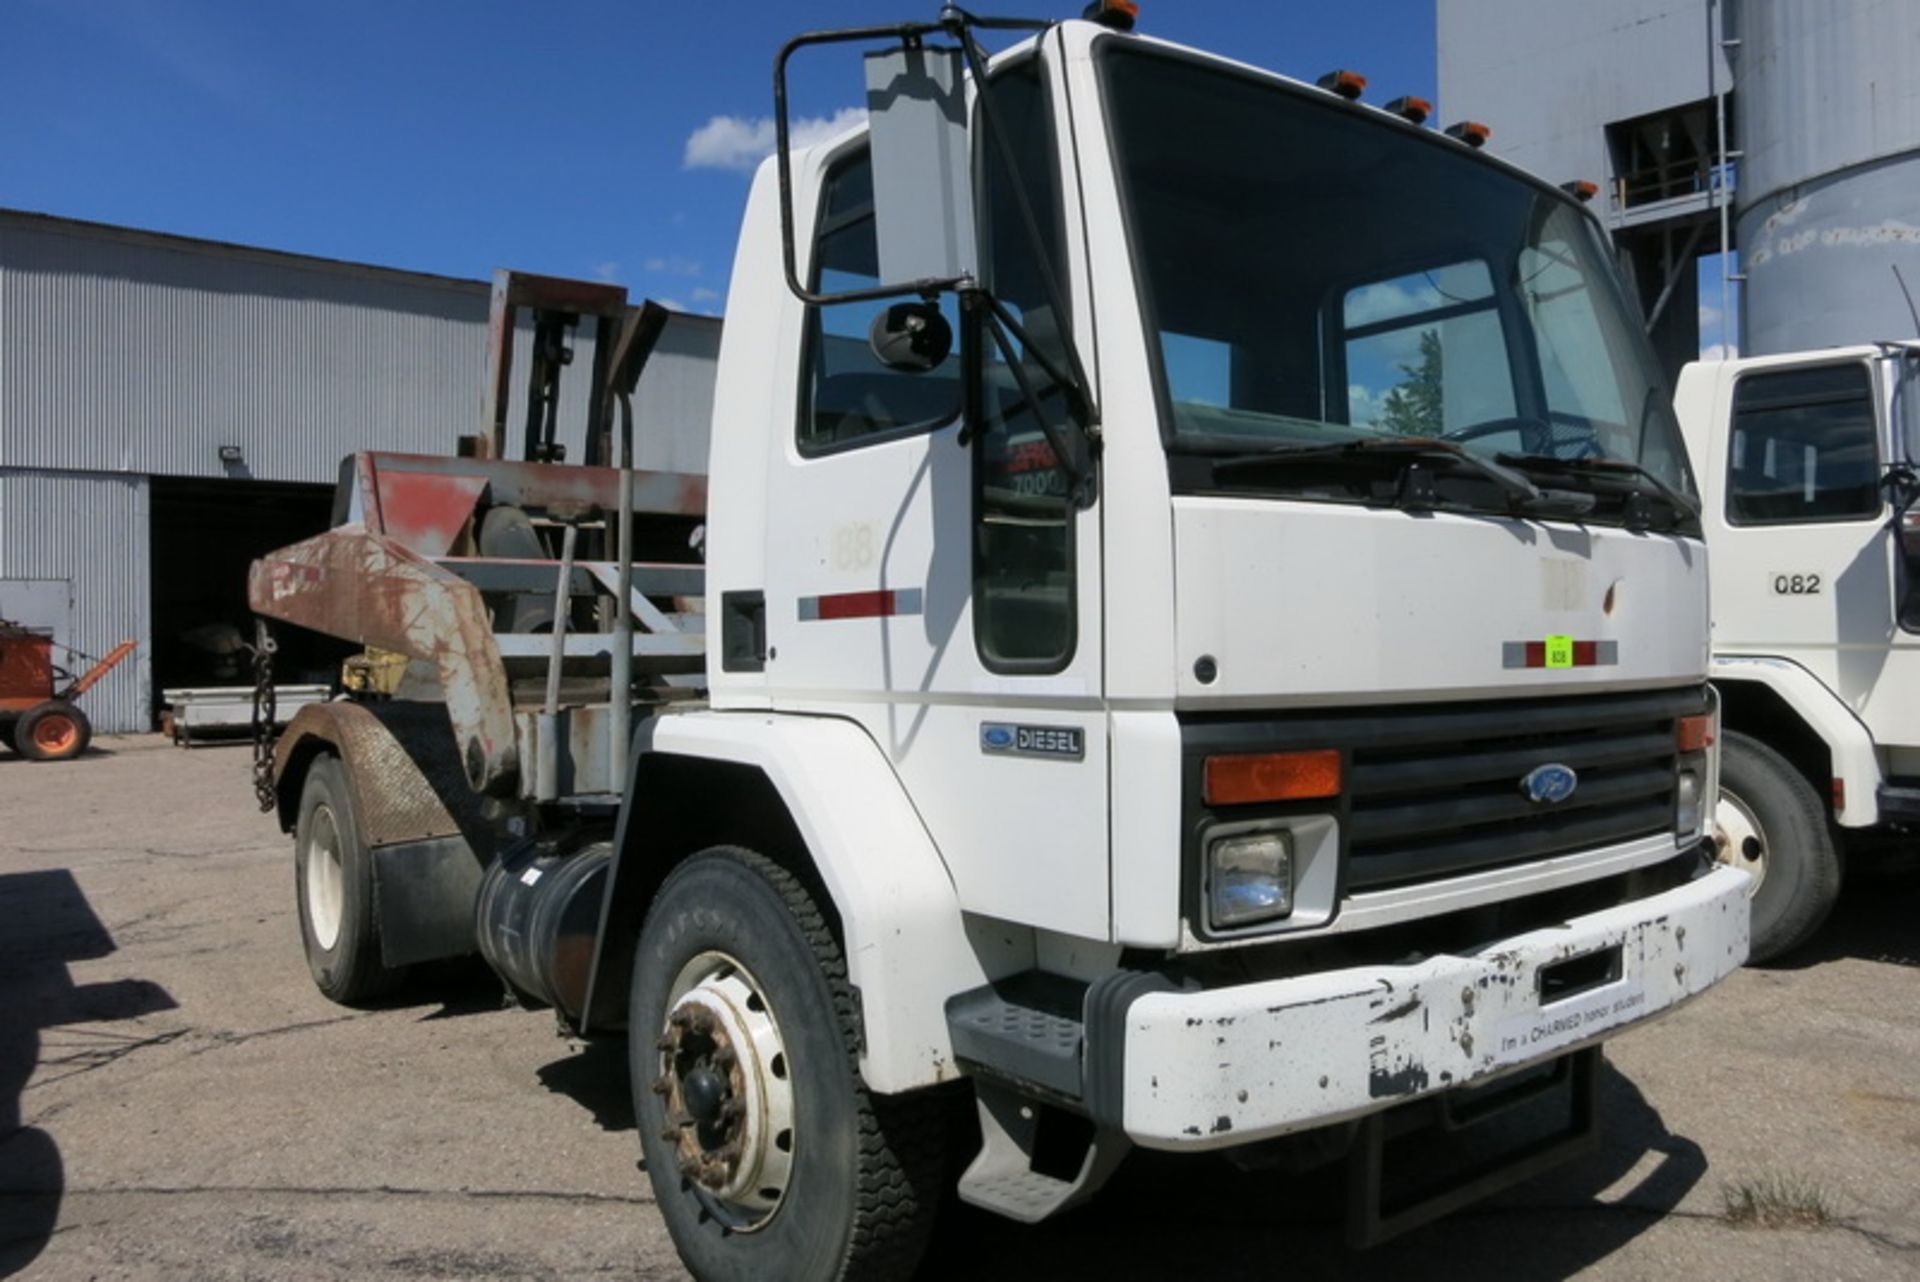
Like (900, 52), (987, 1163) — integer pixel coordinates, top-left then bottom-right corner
(248, 8), (1749, 1279)
(1677, 342), (1920, 960)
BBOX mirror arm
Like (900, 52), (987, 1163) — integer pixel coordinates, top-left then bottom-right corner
(979, 290), (1093, 429)
(953, 22), (1099, 429)
(938, 6), (1052, 36)
(983, 309), (1097, 509)
(775, 21), (971, 307)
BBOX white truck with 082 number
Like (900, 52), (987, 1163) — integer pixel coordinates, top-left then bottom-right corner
(1676, 341), (1920, 960)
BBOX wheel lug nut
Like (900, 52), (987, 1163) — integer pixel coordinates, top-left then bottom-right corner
(713, 1048), (736, 1070)
(656, 1035), (676, 1052)
(651, 1075), (673, 1096)
(662, 1127), (684, 1144)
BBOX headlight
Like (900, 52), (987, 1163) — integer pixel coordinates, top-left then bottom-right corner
(1676, 767), (1704, 838)
(1207, 829), (1293, 928)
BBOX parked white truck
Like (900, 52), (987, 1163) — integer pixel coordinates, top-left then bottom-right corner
(1676, 342), (1920, 961)
(249, 8), (1749, 1279)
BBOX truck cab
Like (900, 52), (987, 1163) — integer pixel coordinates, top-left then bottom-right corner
(1675, 342), (1920, 958)
(251, 12), (1749, 1280)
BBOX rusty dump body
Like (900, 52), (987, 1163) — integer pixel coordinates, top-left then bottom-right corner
(247, 449), (708, 799)
(243, 270), (715, 1001)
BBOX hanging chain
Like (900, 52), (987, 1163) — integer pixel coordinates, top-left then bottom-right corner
(250, 619), (280, 813)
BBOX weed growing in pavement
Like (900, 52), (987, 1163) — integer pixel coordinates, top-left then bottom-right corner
(1721, 1173), (1840, 1230)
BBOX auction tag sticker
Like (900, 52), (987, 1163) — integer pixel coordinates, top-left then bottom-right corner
(1543, 634), (1575, 669)
(1493, 981), (1645, 1061)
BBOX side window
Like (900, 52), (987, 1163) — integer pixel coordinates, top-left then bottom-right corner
(800, 149), (960, 453)
(1341, 260), (1515, 436)
(974, 60), (1075, 671)
(1727, 364), (1881, 525)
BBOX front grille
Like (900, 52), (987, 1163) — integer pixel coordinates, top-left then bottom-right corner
(1341, 688), (1699, 889)
(1181, 685), (1705, 904)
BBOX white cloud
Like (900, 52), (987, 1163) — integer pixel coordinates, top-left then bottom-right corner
(591, 260), (621, 283)
(684, 107), (867, 172)
(1698, 300), (1737, 358)
(1348, 383), (1385, 427)
(1344, 279), (1433, 329)
(689, 286), (722, 305)
(642, 254), (703, 277)
(654, 297), (688, 312)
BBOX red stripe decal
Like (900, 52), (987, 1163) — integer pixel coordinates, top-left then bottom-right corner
(1524, 641), (1546, 668)
(799, 588), (925, 622)
(1572, 640), (1598, 667)
(816, 590), (897, 620)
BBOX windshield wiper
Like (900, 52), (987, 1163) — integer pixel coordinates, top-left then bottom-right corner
(1495, 453), (1701, 530)
(1213, 436), (1595, 518)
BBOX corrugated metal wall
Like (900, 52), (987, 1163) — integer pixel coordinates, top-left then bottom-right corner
(632, 317), (720, 475)
(0, 467), (149, 733)
(0, 211), (720, 735)
(0, 212), (720, 481)
(0, 214), (487, 482)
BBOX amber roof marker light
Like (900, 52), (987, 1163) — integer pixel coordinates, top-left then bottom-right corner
(1083, 0), (1138, 31)
(1385, 95), (1432, 125)
(1316, 69), (1368, 101)
(1445, 120), (1492, 148)
(1562, 179), (1600, 202)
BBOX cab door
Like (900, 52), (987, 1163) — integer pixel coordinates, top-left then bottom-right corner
(1707, 358), (1901, 725)
(759, 51), (1111, 940)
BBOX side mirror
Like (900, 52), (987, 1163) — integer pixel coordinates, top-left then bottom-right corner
(868, 301), (954, 372)
(863, 43), (977, 289)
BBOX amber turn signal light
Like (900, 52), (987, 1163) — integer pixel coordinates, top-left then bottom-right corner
(1676, 714), (1715, 753)
(1204, 750), (1343, 806)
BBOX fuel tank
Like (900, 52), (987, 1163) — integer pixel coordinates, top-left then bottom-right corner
(474, 835), (611, 1018)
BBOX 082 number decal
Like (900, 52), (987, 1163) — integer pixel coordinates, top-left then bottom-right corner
(1770, 572), (1822, 595)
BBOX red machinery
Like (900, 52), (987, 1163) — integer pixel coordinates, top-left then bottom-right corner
(0, 621), (135, 761)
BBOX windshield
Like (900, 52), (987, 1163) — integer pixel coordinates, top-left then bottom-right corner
(1099, 43), (1695, 510)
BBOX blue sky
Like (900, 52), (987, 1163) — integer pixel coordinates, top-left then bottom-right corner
(4, 1), (1437, 313)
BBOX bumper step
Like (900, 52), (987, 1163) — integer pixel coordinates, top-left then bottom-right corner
(957, 1082), (1129, 1224)
(945, 972), (1088, 1100)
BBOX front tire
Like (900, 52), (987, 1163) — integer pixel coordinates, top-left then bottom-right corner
(1715, 730), (1841, 962)
(294, 755), (406, 1003)
(630, 846), (948, 1282)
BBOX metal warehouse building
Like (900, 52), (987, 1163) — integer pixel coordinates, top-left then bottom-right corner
(0, 208), (719, 733)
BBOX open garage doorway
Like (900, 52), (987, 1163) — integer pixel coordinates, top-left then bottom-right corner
(148, 476), (349, 722)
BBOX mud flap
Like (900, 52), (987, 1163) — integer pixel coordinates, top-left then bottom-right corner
(372, 835), (487, 967)
(1346, 1046), (1601, 1248)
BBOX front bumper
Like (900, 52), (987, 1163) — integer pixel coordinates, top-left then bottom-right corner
(1107, 863), (1749, 1150)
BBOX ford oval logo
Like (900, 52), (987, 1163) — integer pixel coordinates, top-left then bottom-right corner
(1521, 763), (1579, 805)
(981, 724), (1016, 751)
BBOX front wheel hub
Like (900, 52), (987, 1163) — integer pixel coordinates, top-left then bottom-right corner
(656, 952), (794, 1229)
(1713, 790), (1768, 896)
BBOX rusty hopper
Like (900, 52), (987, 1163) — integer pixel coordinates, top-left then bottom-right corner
(248, 449), (706, 800)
